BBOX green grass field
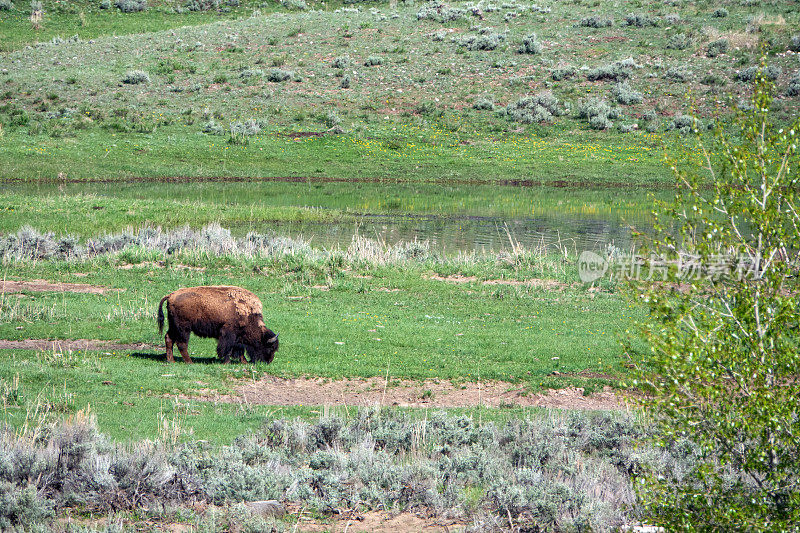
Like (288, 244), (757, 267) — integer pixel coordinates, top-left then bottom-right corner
(1, 0), (789, 527)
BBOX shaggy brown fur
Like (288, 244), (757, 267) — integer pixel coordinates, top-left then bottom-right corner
(157, 286), (278, 364)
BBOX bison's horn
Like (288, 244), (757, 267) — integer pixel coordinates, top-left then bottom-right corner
(268, 334), (279, 343)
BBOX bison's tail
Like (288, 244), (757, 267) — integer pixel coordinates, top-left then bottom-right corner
(157, 295), (169, 334)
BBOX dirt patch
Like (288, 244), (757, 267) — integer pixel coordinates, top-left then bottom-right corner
(279, 131), (331, 138)
(429, 274), (568, 290)
(290, 507), (468, 532)
(0, 339), (156, 352)
(117, 261), (205, 271)
(202, 376), (626, 410)
(0, 279), (121, 295)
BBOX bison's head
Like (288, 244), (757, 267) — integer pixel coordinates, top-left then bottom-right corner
(260, 330), (279, 364)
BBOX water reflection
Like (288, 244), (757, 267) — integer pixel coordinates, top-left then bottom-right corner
(8, 180), (661, 254)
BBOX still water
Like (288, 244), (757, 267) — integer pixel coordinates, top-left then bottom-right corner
(10, 180), (663, 254)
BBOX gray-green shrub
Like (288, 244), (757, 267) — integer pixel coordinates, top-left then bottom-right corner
(280, 0), (307, 10)
(201, 119), (224, 135)
(736, 65), (781, 82)
(518, 33), (541, 54)
(706, 39), (728, 57)
(624, 13), (658, 27)
(666, 33), (690, 50)
(416, 1), (466, 22)
(122, 70), (150, 84)
(576, 97), (621, 130)
(454, 32), (505, 51)
(551, 66), (576, 81)
(266, 68), (294, 82)
(791, 34), (800, 52)
(664, 66), (690, 82)
(579, 16), (612, 28)
(0, 0), (13, 10)
(239, 69), (264, 79)
(505, 92), (562, 123)
(114, 0), (146, 12)
(711, 7), (728, 17)
(473, 97), (495, 110)
(331, 55), (351, 69)
(787, 71), (800, 97)
(613, 81), (642, 105)
(364, 55), (384, 66)
(670, 113), (698, 134)
(586, 58), (639, 81)
(185, 0), (219, 11)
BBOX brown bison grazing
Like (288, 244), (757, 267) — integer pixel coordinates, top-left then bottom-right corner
(157, 286), (278, 364)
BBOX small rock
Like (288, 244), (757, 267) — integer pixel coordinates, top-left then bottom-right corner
(245, 500), (286, 518)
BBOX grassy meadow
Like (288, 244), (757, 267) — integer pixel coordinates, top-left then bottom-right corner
(1, 0), (796, 529)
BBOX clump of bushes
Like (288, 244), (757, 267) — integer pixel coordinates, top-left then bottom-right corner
(551, 66), (576, 81)
(0, 0), (14, 11)
(1, 409), (677, 531)
(185, 0), (219, 10)
(280, 0), (307, 10)
(517, 33), (541, 54)
(666, 33), (690, 50)
(340, 75), (351, 89)
(664, 66), (690, 82)
(790, 34), (800, 52)
(586, 57), (640, 81)
(331, 55), (351, 69)
(0, 224), (313, 260)
(363, 55), (384, 66)
(711, 7), (728, 17)
(640, 109), (659, 132)
(707, 39), (728, 57)
(669, 114), (699, 135)
(266, 68), (294, 82)
(579, 16), (612, 28)
(613, 81), (643, 105)
(416, 1), (466, 23)
(114, 0), (146, 12)
(624, 12), (658, 27)
(787, 71), (800, 97)
(239, 69), (264, 79)
(229, 119), (262, 144)
(201, 119), (224, 135)
(576, 97), (621, 130)
(473, 97), (495, 110)
(122, 70), (150, 84)
(664, 13), (680, 24)
(503, 92), (563, 123)
(736, 65), (781, 82)
(454, 31), (506, 51)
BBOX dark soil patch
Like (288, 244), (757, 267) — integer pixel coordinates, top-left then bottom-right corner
(202, 376), (627, 410)
(0, 339), (155, 352)
(1, 279), (121, 295)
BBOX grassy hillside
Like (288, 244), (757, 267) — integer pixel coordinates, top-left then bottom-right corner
(1, 0), (798, 182)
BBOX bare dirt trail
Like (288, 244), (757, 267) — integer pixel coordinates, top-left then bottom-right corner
(0, 339), (156, 352)
(210, 375), (628, 411)
(1, 279), (121, 295)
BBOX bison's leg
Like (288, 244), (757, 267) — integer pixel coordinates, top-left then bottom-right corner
(165, 333), (175, 363)
(217, 330), (235, 364)
(177, 341), (193, 364)
(232, 345), (246, 364)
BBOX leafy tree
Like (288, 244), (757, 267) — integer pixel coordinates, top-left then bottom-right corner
(631, 69), (800, 530)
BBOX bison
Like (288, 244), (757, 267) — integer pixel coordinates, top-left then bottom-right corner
(157, 286), (278, 364)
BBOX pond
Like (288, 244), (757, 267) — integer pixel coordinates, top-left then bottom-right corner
(8, 180), (665, 255)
